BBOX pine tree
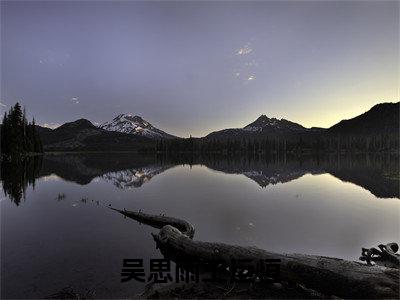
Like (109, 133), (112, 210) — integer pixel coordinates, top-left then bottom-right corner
(1, 103), (43, 157)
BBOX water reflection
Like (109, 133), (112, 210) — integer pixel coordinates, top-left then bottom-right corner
(38, 153), (164, 185)
(197, 154), (399, 198)
(1, 153), (398, 205)
(1, 153), (399, 299)
(102, 166), (173, 189)
(0, 156), (43, 205)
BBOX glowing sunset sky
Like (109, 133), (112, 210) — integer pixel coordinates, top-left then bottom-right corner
(1, 1), (398, 137)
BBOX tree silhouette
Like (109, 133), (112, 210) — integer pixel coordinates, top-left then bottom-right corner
(0, 102), (43, 157)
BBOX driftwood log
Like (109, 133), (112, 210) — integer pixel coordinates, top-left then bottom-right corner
(111, 208), (399, 299)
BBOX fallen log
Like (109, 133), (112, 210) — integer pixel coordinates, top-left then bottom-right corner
(112, 208), (399, 299)
(110, 207), (195, 238)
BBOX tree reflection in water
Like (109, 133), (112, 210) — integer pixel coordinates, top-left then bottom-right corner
(0, 156), (43, 205)
(0, 153), (398, 206)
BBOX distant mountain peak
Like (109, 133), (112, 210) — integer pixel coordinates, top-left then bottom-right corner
(205, 113), (309, 139)
(100, 114), (176, 139)
(58, 118), (95, 129)
(256, 114), (269, 120)
(243, 115), (305, 132)
(252, 114), (279, 123)
(74, 118), (93, 125)
(113, 113), (144, 121)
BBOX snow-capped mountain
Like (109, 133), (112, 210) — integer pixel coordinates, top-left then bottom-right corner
(99, 114), (176, 139)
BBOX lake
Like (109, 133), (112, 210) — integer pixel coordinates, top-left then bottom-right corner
(1, 153), (399, 298)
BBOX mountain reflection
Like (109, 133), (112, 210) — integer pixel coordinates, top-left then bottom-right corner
(195, 154), (399, 198)
(38, 153), (172, 185)
(1, 153), (398, 205)
(102, 166), (172, 189)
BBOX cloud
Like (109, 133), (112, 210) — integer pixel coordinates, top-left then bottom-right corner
(244, 60), (258, 67)
(70, 97), (80, 104)
(236, 44), (253, 55)
(0, 101), (6, 107)
(233, 43), (258, 82)
(39, 50), (71, 66)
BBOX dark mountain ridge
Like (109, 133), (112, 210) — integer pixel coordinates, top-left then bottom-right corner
(328, 102), (399, 135)
(206, 114), (319, 141)
(35, 101), (399, 152)
(37, 119), (153, 151)
(205, 102), (398, 140)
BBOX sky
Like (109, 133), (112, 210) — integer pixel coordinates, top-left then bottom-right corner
(1, 1), (398, 137)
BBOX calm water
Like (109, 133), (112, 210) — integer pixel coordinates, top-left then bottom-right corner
(1, 153), (399, 298)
